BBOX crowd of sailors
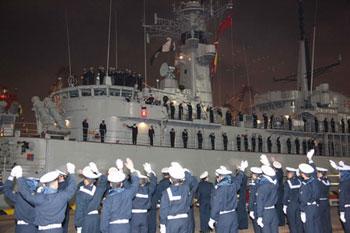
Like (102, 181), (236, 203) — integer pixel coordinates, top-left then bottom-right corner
(0, 150), (349, 233)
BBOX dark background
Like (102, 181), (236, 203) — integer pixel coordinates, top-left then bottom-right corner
(0, 0), (349, 121)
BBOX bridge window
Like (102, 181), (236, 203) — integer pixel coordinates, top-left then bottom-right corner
(110, 88), (121, 96)
(69, 90), (79, 98)
(81, 89), (92, 96)
(121, 89), (132, 98)
(94, 88), (107, 96)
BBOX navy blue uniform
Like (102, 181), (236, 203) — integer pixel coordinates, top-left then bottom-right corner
(237, 173), (248, 229)
(18, 174), (76, 233)
(249, 179), (261, 233)
(318, 177), (332, 233)
(187, 173), (199, 233)
(131, 174), (157, 233)
(339, 171), (350, 233)
(196, 180), (214, 233)
(160, 172), (197, 233)
(299, 176), (322, 233)
(283, 176), (303, 233)
(256, 175), (279, 233)
(275, 168), (285, 226)
(74, 175), (108, 233)
(4, 177), (37, 233)
(58, 179), (70, 233)
(148, 177), (171, 233)
(100, 174), (139, 233)
(210, 172), (244, 233)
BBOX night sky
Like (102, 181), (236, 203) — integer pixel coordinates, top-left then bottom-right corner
(1, 0), (350, 121)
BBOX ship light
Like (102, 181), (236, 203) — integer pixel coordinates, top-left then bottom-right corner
(284, 115), (290, 119)
(179, 55), (184, 60)
(141, 106), (148, 118)
(65, 119), (70, 128)
(138, 122), (147, 129)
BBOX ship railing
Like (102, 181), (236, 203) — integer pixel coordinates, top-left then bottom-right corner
(14, 121), (40, 137)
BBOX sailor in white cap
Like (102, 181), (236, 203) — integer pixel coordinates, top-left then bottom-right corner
(148, 167), (171, 233)
(3, 165), (38, 233)
(100, 158), (139, 233)
(315, 166), (332, 233)
(248, 167), (262, 233)
(330, 160), (350, 233)
(159, 162), (198, 233)
(130, 163), (157, 233)
(282, 167), (303, 233)
(272, 160), (285, 227)
(74, 162), (108, 233)
(208, 161), (248, 233)
(196, 171), (214, 233)
(16, 163), (76, 233)
(298, 162), (322, 233)
(256, 165), (279, 233)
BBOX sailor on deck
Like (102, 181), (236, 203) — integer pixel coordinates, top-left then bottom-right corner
(159, 162), (194, 233)
(208, 161), (248, 233)
(17, 163), (77, 233)
(248, 167), (262, 233)
(283, 167), (303, 233)
(196, 171), (214, 233)
(131, 163), (157, 233)
(329, 160), (350, 233)
(4, 166), (38, 233)
(100, 158), (139, 233)
(74, 162), (108, 233)
(316, 166), (332, 233)
(148, 168), (171, 233)
(298, 161), (322, 233)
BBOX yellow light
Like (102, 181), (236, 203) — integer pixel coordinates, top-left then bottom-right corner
(284, 115), (290, 119)
(179, 55), (184, 60)
(138, 122), (148, 129)
(65, 119), (70, 128)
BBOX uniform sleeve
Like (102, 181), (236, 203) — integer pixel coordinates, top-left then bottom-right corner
(232, 171), (244, 191)
(210, 188), (222, 221)
(159, 189), (169, 225)
(100, 198), (111, 233)
(339, 181), (347, 212)
(74, 192), (84, 227)
(148, 173), (157, 196)
(60, 174), (77, 201)
(126, 173), (140, 197)
(248, 184), (255, 211)
(256, 184), (267, 218)
(283, 182), (289, 206)
(96, 175), (108, 196)
(18, 177), (41, 205)
(3, 178), (17, 204)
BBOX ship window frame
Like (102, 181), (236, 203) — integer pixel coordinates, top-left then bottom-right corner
(109, 88), (121, 96)
(94, 88), (107, 96)
(121, 89), (132, 98)
(69, 89), (79, 98)
(81, 88), (92, 97)
(60, 92), (68, 99)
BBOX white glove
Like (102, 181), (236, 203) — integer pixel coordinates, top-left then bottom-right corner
(300, 212), (306, 223)
(249, 211), (255, 219)
(89, 162), (99, 174)
(340, 212), (346, 223)
(283, 205), (287, 215)
(76, 227), (82, 233)
(66, 163), (75, 174)
(116, 159), (124, 171)
(143, 162), (152, 174)
(339, 161), (345, 167)
(240, 160), (249, 172)
(11, 165), (23, 178)
(160, 224), (166, 233)
(125, 158), (135, 172)
(306, 149), (314, 162)
(257, 217), (264, 228)
(329, 160), (339, 170)
(260, 154), (270, 166)
(208, 218), (216, 229)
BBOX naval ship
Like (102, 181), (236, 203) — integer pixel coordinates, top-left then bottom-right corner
(0, 0), (349, 207)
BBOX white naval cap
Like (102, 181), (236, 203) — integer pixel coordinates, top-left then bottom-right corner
(108, 167), (118, 175)
(200, 171), (209, 179)
(316, 167), (328, 172)
(82, 166), (101, 179)
(161, 167), (169, 174)
(286, 167), (298, 172)
(261, 165), (276, 177)
(272, 161), (282, 169)
(250, 167), (262, 174)
(168, 162), (185, 180)
(215, 166), (232, 176)
(108, 170), (126, 183)
(40, 170), (60, 183)
(298, 163), (315, 174)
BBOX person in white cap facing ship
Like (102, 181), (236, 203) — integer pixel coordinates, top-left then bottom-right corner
(283, 166), (303, 233)
(16, 163), (77, 233)
(248, 166), (262, 233)
(208, 160), (248, 233)
(74, 162), (108, 233)
(196, 171), (214, 233)
(100, 158), (139, 233)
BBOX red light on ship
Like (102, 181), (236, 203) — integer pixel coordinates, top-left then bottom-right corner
(141, 106), (148, 118)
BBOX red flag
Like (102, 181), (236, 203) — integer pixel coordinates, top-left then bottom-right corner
(216, 15), (233, 40)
